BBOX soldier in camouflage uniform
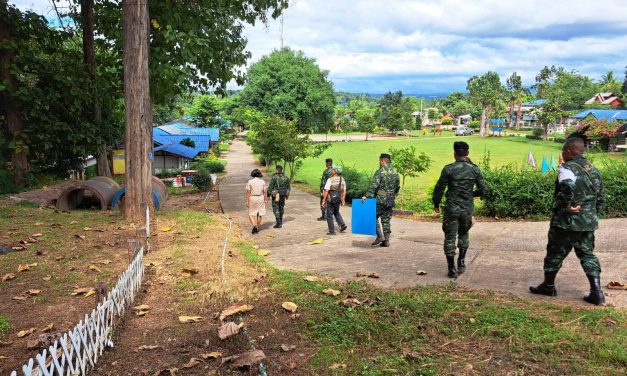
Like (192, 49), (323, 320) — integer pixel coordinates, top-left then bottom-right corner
(530, 137), (606, 305)
(432, 141), (486, 278)
(267, 165), (291, 228)
(363, 153), (400, 247)
(318, 158), (334, 221)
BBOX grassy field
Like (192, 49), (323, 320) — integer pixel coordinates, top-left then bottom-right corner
(293, 135), (565, 199)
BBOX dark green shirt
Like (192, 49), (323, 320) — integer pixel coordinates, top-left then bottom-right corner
(268, 173), (291, 196)
(432, 159), (486, 214)
(551, 156), (605, 231)
(366, 163), (400, 205)
(320, 166), (333, 192)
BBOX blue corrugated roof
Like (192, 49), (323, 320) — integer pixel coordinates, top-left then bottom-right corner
(152, 120), (219, 159)
(573, 109), (627, 121)
(523, 99), (547, 106)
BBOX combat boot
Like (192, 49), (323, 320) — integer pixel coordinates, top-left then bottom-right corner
(273, 221), (281, 229)
(457, 248), (467, 274)
(529, 271), (557, 296)
(446, 255), (458, 278)
(371, 227), (383, 246)
(583, 275), (605, 305)
(380, 233), (390, 247)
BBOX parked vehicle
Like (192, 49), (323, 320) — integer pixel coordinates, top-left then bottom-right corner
(455, 126), (474, 136)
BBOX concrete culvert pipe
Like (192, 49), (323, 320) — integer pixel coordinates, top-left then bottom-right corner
(55, 177), (120, 211)
(111, 177), (169, 211)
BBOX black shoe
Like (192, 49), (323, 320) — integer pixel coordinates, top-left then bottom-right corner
(529, 271), (557, 296)
(252, 226), (258, 234)
(446, 255), (458, 278)
(457, 248), (467, 274)
(317, 216), (326, 221)
(380, 233), (390, 247)
(273, 221), (281, 228)
(339, 224), (347, 233)
(371, 238), (383, 246)
(583, 275), (605, 305)
(327, 232), (336, 235)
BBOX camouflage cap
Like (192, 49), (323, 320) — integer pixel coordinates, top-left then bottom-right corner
(331, 165), (343, 174)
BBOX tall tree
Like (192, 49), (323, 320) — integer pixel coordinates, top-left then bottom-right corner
(123, 0), (153, 223)
(506, 72), (523, 129)
(188, 95), (222, 127)
(239, 48), (336, 132)
(467, 72), (503, 136)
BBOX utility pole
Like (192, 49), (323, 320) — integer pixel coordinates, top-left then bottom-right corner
(123, 0), (153, 225)
(280, 13), (284, 49)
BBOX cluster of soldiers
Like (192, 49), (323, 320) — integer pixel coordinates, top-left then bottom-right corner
(266, 137), (606, 306)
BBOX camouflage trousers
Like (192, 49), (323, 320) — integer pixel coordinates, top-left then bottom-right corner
(442, 211), (473, 256)
(319, 193), (326, 218)
(376, 204), (393, 234)
(544, 227), (601, 277)
(272, 197), (285, 222)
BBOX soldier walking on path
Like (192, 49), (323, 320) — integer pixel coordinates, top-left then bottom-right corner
(432, 141), (486, 278)
(363, 153), (400, 247)
(530, 137), (606, 305)
(321, 165), (347, 235)
(318, 158), (334, 221)
(268, 165), (291, 228)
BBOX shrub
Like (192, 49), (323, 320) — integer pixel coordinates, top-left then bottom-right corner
(532, 127), (543, 137)
(191, 169), (213, 191)
(526, 134), (542, 140)
(155, 168), (183, 178)
(190, 157), (225, 173)
(339, 166), (373, 201)
(0, 170), (18, 194)
(598, 159), (627, 217)
(442, 117), (453, 125)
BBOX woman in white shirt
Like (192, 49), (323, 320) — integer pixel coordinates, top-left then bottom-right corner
(246, 169), (268, 234)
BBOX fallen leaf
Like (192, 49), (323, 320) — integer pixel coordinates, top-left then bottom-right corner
(42, 275), (52, 281)
(338, 296), (363, 308)
(28, 263), (38, 268)
(322, 288), (341, 297)
(280, 344), (296, 352)
(607, 281), (627, 290)
(368, 272), (380, 279)
(257, 249), (271, 256)
(303, 275), (319, 282)
(218, 322), (243, 340)
(17, 264), (30, 272)
(416, 270), (427, 276)
(469, 318), (476, 324)
(88, 264), (101, 273)
(12, 295), (27, 301)
(161, 227), (172, 232)
(70, 221), (78, 225)
(329, 363), (347, 369)
(74, 234), (85, 240)
(308, 237), (323, 245)
(12, 246), (25, 251)
(25, 289), (41, 296)
(83, 227), (92, 231)
(222, 350), (266, 368)
(137, 345), (161, 351)
(83, 290), (95, 298)
(17, 328), (35, 338)
(178, 315), (203, 323)
(99, 259), (112, 265)
(34, 222), (44, 226)
(71, 287), (94, 296)
(355, 272), (367, 277)
(32, 233), (43, 237)
(2, 273), (15, 282)
(40, 323), (54, 332)
(133, 304), (150, 311)
(181, 268), (199, 277)
(182, 358), (202, 369)
(282, 302), (298, 313)
(219, 304), (254, 321)
(464, 364), (474, 372)
(201, 352), (222, 360)
(27, 339), (39, 350)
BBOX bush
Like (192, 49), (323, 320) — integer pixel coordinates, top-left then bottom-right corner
(441, 117), (453, 125)
(469, 120), (480, 130)
(155, 168), (183, 178)
(191, 169), (213, 191)
(84, 165), (97, 180)
(0, 170), (18, 194)
(532, 127), (543, 137)
(339, 166), (373, 201)
(525, 134), (542, 140)
(599, 159), (627, 217)
(190, 157), (225, 173)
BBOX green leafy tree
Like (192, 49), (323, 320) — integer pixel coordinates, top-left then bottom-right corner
(179, 137), (195, 148)
(239, 48), (336, 132)
(376, 91), (403, 133)
(388, 146), (432, 209)
(506, 72), (524, 129)
(355, 106), (376, 140)
(599, 70), (622, 94)
(188, 95), (222, 127)
(467, 71), (503, 136)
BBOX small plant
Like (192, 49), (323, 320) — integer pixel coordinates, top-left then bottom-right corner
(469, 120), (480, 129)
(0, 315), (10, 337)
(190, 158), (225, 173)
(191, 169), (213, 191)
(441, 117), (453, 125)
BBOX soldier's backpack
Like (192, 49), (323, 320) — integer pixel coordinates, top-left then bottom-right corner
(329, 177), (343, 204)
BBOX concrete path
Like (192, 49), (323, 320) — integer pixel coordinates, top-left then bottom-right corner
(220, 139), (627, 307)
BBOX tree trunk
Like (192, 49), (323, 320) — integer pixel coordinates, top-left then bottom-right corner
(543, 123), (549, 141)
(0, 6), (28, 186)
(516, 99), (522, 129)
(479, 108), (487, 137)
(123, 0), (153, 223)
(400, 176), (405, 210)
(81, 0), (111, 177)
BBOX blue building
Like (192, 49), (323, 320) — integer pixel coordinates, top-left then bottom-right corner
(152, 119), (220, 172)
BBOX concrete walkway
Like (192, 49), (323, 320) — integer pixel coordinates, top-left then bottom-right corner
(220, 139), (626, 307)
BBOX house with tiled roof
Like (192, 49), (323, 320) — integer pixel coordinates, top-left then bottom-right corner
(584, 93), (624, 108)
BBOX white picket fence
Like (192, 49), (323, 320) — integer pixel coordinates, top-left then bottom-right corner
(11, 247), (145, 376)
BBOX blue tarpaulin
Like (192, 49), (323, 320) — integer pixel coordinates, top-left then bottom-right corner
(351, 198), (377, 236)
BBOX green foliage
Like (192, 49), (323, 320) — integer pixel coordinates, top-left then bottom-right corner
(179, 137), (196, 148)
(467, 71), (503, 135)
(598, 159), (627, 217)
(155, 168), (184, 178)
(354, 106), (376, 138)
(339, 166), (372, 201)
(0, 315), (10, 337)
(389, 146), (432, 209)
(190, 157), (225, 173)
(376, 91), (414, 133)
(239, 48), (336, 132)
(191, 169), (213, 191)
(188, 95), (222, 127)
(441, 117), (453, 125)
(469, 120), (480, 129)
(532, 128), (544, 138)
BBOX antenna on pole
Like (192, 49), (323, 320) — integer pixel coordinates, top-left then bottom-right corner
(280, 13), (284, 49)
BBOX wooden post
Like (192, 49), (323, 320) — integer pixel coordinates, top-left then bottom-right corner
(122, 0), (153, 223)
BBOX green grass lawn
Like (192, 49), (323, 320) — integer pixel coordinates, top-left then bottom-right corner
(293, 135), (565, 199)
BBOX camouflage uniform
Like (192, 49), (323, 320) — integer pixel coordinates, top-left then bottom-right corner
(544, 156), (605, 277)
(432, 159), (486, 257)
(268, 172), (291, 225)
(319, 166), (333, 218)
(366, 163), (400, 236)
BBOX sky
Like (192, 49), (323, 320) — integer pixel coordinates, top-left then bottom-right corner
(11, 0), (627, 95)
